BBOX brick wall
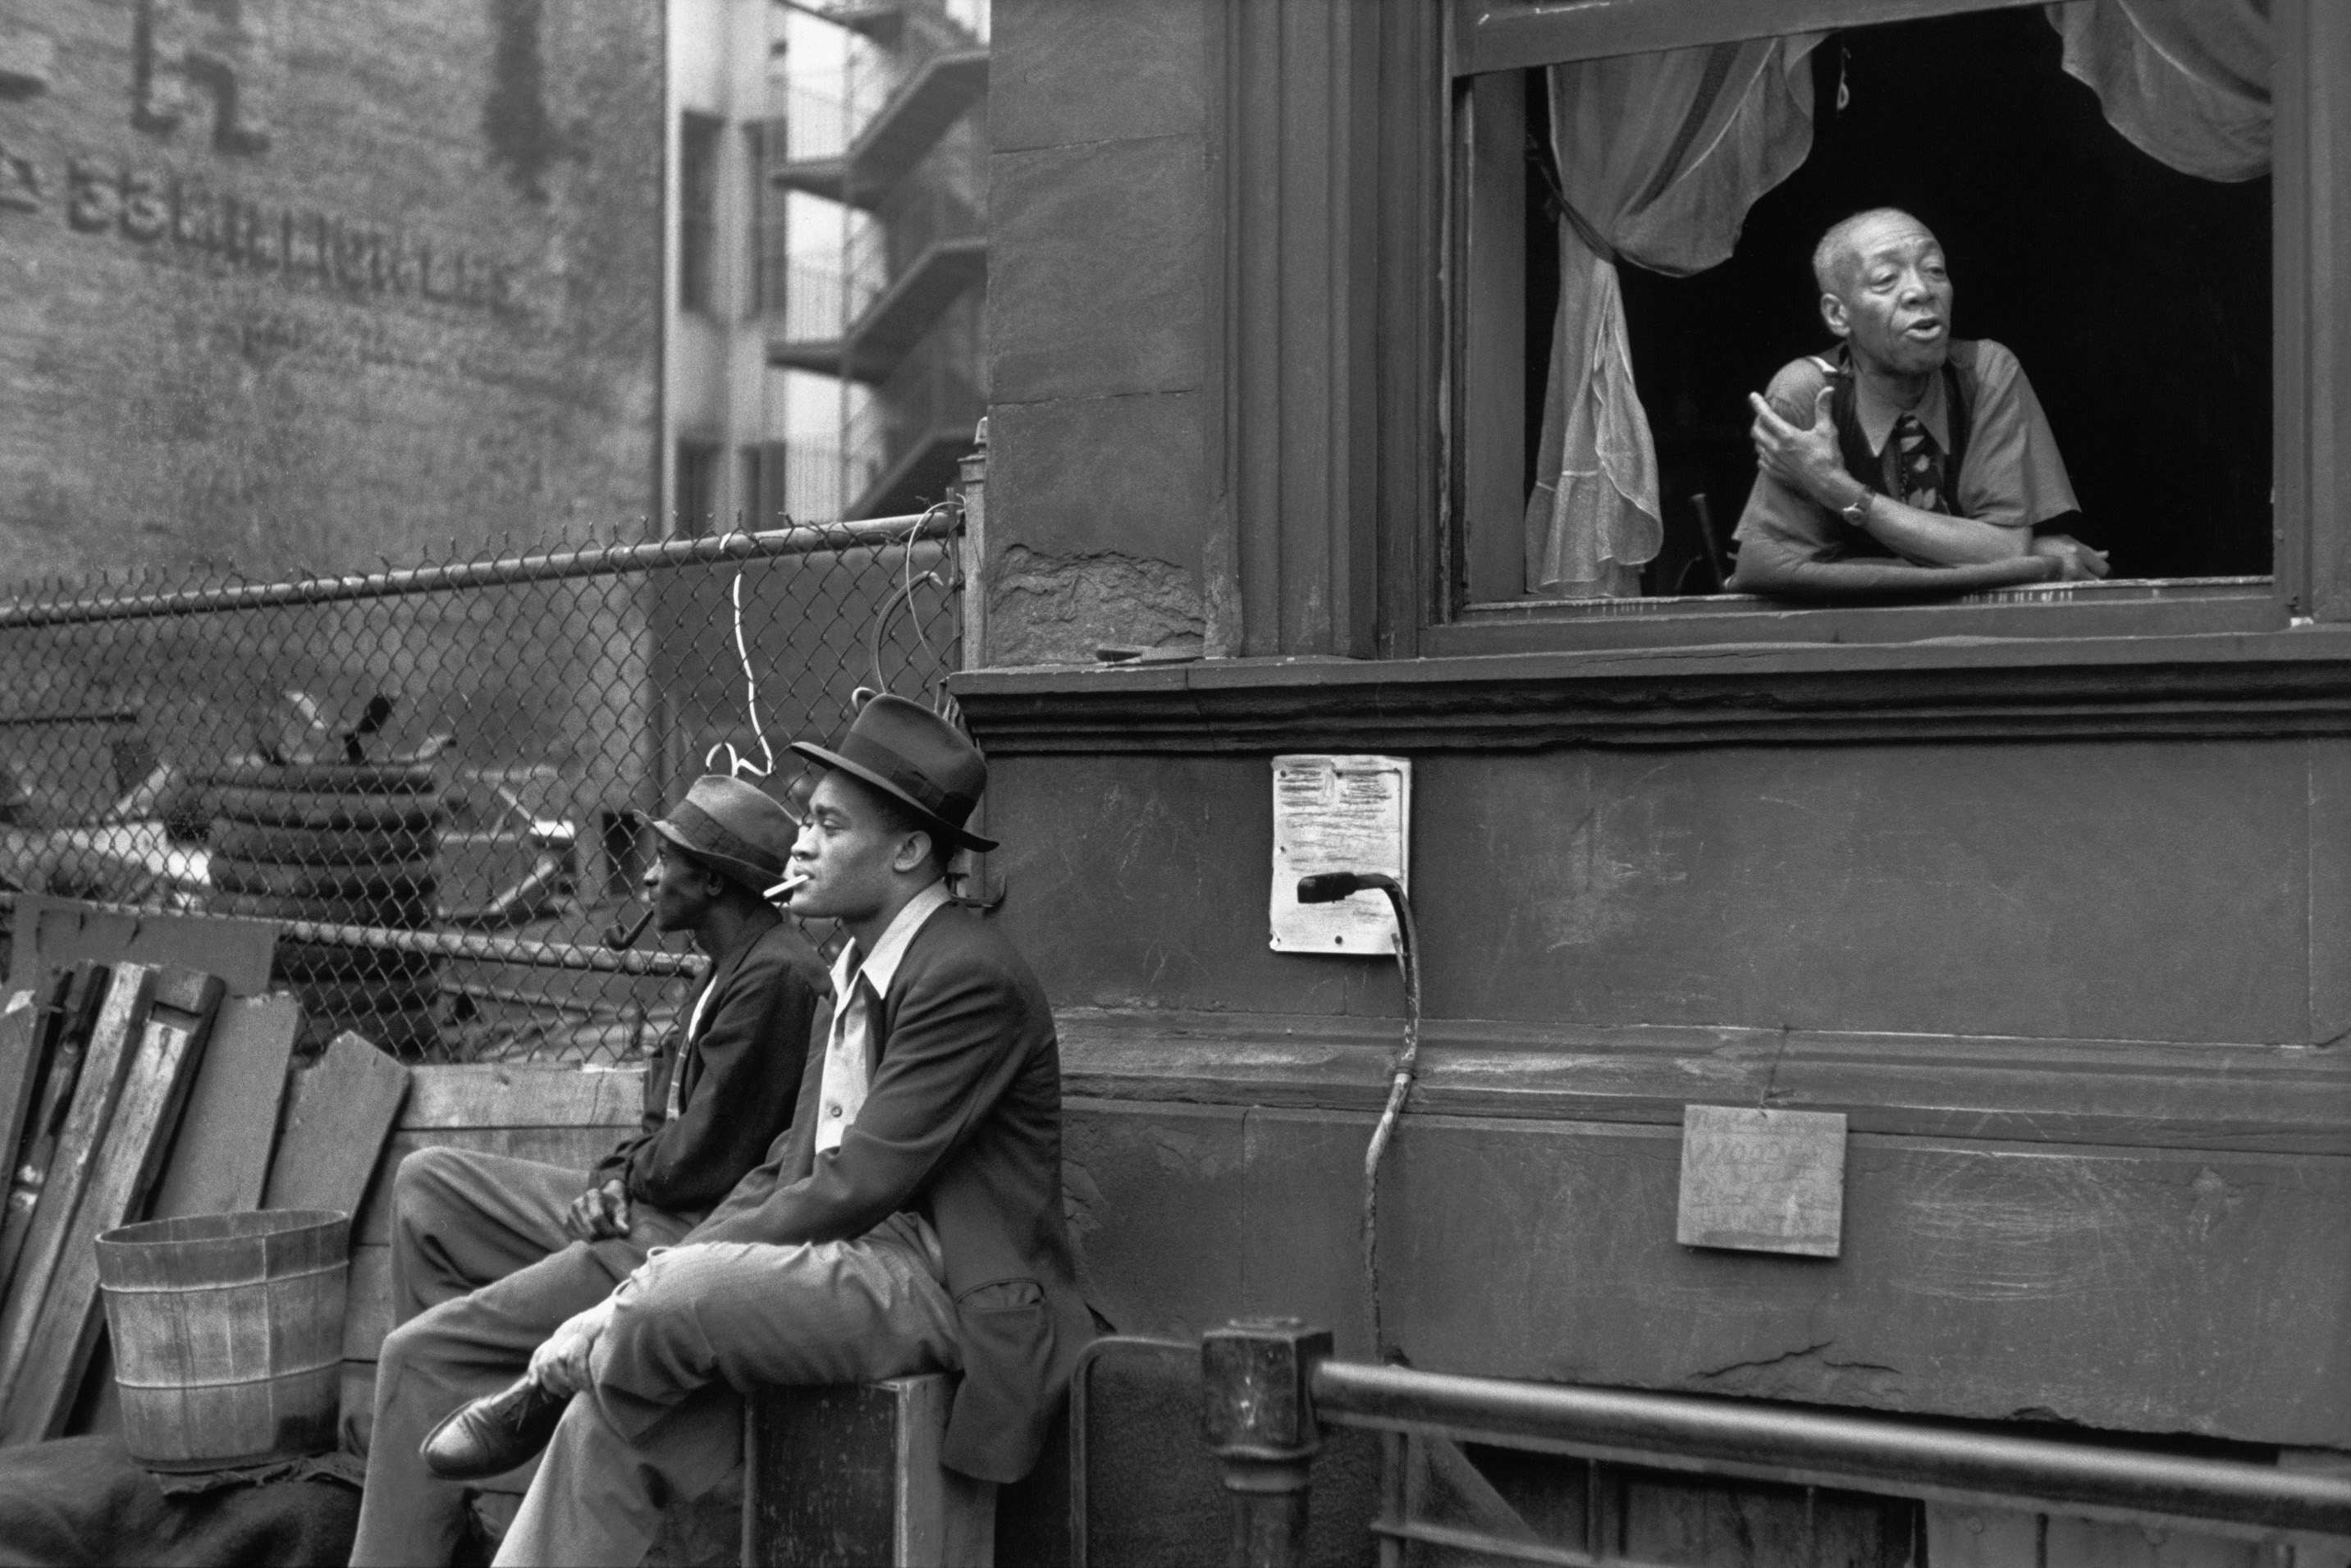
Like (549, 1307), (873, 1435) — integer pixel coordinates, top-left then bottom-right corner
(0, 0), (661, 582)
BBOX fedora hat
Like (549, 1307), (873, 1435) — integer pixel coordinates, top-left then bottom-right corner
(789, 694), (997, 853)
(643, 775), (798, 894)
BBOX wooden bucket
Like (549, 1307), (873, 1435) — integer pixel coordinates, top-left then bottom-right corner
(95, 1209), (349, 1470)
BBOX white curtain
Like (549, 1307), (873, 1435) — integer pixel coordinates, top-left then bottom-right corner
(2046, 0), (2271, 181)
(1526, 36), (1821, 597)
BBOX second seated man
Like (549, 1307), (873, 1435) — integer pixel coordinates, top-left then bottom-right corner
(348, 773), (827, 1566)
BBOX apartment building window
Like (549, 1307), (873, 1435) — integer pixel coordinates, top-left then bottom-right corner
(679, 113), (722, 316)
(1447, 0), (2278, 629)
(675, 440), (720, 537)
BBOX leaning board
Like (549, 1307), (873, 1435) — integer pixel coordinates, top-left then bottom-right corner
(0, 967), (222, 1443)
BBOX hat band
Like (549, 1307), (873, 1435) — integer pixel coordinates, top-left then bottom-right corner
(835, 732), (977, 827)
(666, 800), (786, 877)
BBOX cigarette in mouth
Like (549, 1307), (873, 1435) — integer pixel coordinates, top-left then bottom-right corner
(764, 874), (810, 901)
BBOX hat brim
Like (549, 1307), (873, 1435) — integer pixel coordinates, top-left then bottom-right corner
(641, 813), (785, 894)
(789, 742), (999, 853)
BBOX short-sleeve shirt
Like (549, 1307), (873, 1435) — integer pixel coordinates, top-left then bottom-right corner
(1732, 338), (2080, 562)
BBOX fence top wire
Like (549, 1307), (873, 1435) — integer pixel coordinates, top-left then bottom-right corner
(0, 512), (956, 630)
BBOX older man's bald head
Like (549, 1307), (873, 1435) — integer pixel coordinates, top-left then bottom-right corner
(1813, 208), (1937, 298)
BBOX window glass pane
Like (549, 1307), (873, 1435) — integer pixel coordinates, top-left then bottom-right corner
(679, 113), (721, 315)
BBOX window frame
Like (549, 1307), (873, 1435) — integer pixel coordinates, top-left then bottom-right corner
(1430, 0), (2321, 656)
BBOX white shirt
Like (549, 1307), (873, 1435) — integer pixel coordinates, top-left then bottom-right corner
(814, 880), (953, 1154)
(660, 976), (720, 1124)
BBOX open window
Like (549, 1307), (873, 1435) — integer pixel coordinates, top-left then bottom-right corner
(1450, 0), (2275, 618)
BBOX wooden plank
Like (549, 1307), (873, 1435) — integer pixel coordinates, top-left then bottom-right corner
(5, 895), (277, 997)
(0, 965), (222, 1442)
(0, 962), (155, 1418)
(0, 980), (59, 1241)
(261, 1031), (410, 1221)
(150, 993), (302, 1219)
(354, 1126), (624, 1246)
(398, 1063), (646, 1131)
(1457, 67), (1526, 606)
(0, 966), (107, 1290)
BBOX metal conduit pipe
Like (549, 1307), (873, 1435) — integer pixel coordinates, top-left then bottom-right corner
(0, 514), (954, 629)
(1308, 1358), (2351, 1540)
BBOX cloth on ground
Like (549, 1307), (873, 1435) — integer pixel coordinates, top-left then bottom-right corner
(0, 1435), (359, 1567)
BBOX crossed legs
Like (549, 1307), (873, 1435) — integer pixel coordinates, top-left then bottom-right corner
(348, 1149), (693, 1567)
(492, 1212), (962, 1568)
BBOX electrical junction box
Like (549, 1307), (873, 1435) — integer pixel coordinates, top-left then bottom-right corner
(1269, 754), (1411, 954)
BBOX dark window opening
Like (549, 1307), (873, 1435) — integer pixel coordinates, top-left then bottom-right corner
(675, 439), (719, 537)
(1505, 8), (2270, 600)
(679, 112), (722, 315)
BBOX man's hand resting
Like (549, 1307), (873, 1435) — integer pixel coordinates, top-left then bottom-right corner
(1748, 387), (1850, 510)
(2031, 533), (2111, 582)
(563, 1178), (633, 1242)
(528, 1300), (613, 1398)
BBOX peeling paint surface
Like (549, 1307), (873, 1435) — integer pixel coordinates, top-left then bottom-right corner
(989, 543), (1204, 665)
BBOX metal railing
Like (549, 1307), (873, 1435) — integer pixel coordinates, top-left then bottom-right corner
(1199, 1323), (2351, 1567)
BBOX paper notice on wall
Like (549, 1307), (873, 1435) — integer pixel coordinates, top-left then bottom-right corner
(1269, 754), (1411, 954)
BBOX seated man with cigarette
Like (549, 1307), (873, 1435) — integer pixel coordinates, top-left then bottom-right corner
(349, 775), (826, 1566)
(388, 695), (1091, 1567)
(1727, 207), (2111, 597)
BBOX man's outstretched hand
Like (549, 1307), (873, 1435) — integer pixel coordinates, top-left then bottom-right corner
(2031, 533), (2111, 582)
(529, 1300), (613, 1398)
(563, 1178), (633, 1242)
(1749, 386), (1847, 508)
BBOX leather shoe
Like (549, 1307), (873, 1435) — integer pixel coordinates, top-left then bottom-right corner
(419, 1375), (569, 1480)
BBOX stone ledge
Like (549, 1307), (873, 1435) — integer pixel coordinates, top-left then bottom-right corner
(956, 625), (2351, 752)
(1056, 1007), (2351, 1157)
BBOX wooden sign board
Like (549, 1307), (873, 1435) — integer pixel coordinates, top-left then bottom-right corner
(1676, 1105), (1847, 1259)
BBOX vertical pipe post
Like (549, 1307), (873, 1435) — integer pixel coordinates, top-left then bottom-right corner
(1201, 1319), (1332, 1568)
(957, 415), (989, 670)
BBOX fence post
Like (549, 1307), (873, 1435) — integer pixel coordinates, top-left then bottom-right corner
(957, 416), (988, 670)
(1201, 1319), (1331, 1568)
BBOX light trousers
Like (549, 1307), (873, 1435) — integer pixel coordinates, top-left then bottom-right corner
(492, 1210), (962, 1568)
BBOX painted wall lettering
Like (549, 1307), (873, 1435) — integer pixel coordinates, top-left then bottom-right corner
(39, 154), (519, 311)
(135, 0), (279, 153)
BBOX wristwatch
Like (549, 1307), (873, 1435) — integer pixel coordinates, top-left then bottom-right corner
(1840, 486), (1877, 529)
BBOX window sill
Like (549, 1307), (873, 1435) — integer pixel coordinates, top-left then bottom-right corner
(1434, 577), (2281, 657)
(954, 601), (2351, 753)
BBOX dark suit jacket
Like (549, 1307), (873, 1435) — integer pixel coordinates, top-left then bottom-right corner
(688, 902), (1091, 1483)
(592, 917), (827, 1217)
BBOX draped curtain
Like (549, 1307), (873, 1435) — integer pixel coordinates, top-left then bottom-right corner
(1525, 37), (1820, 597)
(2046, 0), (2271, 182)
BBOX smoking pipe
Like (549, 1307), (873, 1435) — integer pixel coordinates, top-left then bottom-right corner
(603, 904), (656, 950)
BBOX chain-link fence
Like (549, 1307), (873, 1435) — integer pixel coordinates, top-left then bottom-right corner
(0, 510), (963, 1065)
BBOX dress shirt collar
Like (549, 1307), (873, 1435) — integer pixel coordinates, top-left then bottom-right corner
(827, 878), (953, 1008)
(1854, 362), (1951, 457)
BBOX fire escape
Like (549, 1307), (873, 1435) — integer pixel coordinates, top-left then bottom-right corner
(769, 3), (987, 520)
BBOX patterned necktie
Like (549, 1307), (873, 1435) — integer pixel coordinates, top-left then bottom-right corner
(1892, 413), (1947, 514)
